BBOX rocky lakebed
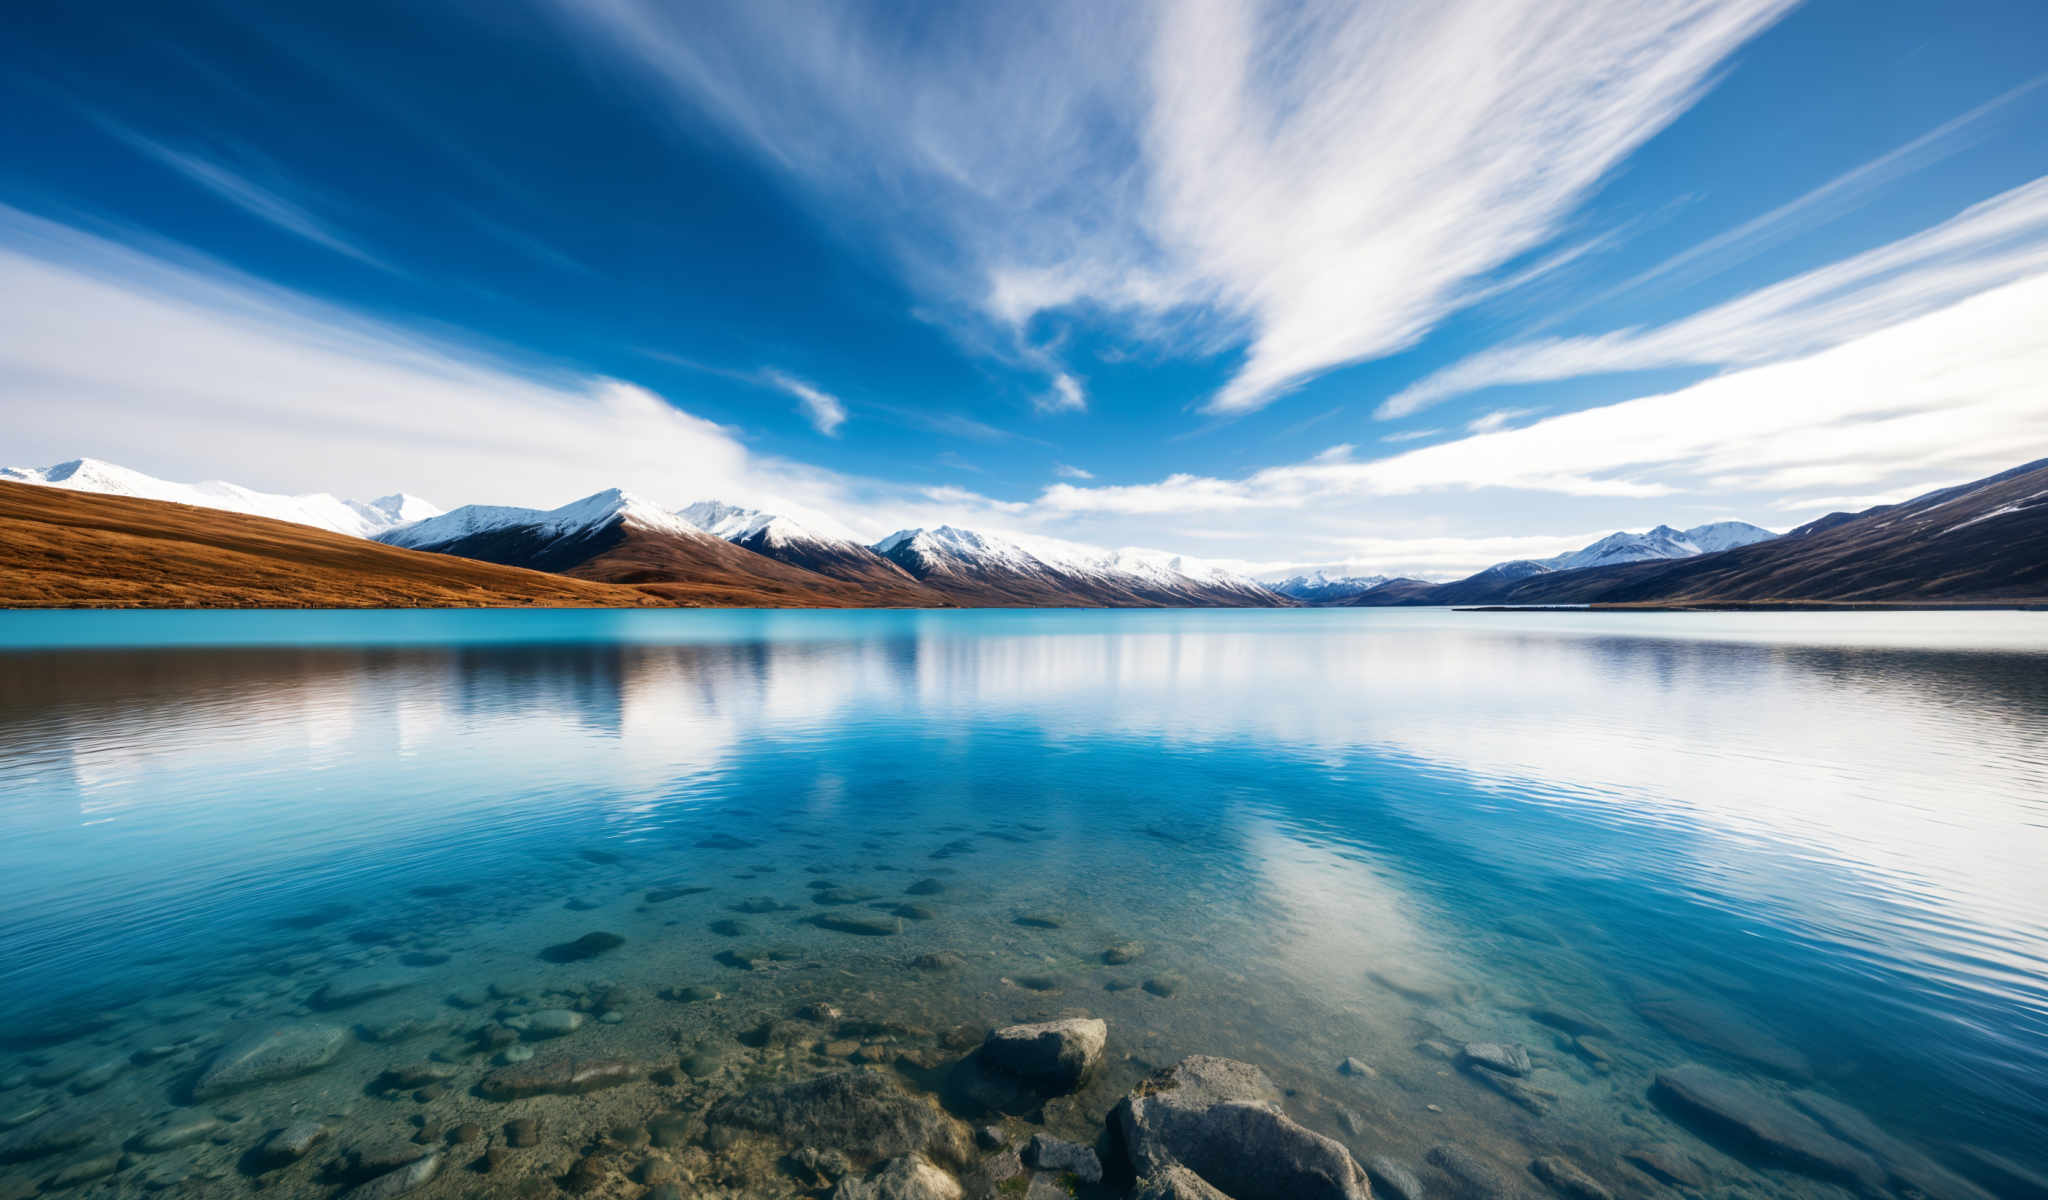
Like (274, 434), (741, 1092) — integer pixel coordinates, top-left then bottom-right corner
(0, 813), (2029, 1200)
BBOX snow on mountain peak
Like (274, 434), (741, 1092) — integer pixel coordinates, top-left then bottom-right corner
(1, 457), (437, 538)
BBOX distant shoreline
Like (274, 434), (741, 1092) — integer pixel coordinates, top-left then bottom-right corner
(1456, 602), (2048, 613)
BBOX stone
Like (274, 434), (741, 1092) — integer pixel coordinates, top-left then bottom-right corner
(449, 1122), (482, 1145)
(979, 1018), (1107, 1092)
(505, 1117), (540, 1147)
(906, 878), (947, 896)
(1470, 1068), (1555, 1114)
(1114, 1056), (1369, 1200)
(192, 1023), (347, 1098)
(813, 912), (903, 936)
(1023, 1132), (1103, 1183)
(313, 970), (412, 1009)
(67, 1057), (124, 1093)
(1460, 1042), (1532, 1077)
(1013, 914), (1063, 929)
(342, 1151), (441, 1200)
(911, 952), (965, 972)
(815, 887), (879, 905)
(835, 1153), (964, 1200)
(1143, 974), (1186, 998)
(0, 1113), (105, 1163)
(1651, 1065), (1885, 1190)
(1104, 941), (1145, 964)
(706, 1069), (971, 1167)
(45, 1152), (120, 1187)
(1338, 1057), (1375, 1077)
(708, 918), (751, 937)
(520, 1009), (585, 1038)
(1426, 1145), (1523, 1199)
(540, 931), (624, 962)
(358, 1016), (446, 1044)
(1132, 1165), (1233, 1200)
(1789, 1092), (1999, 1200)
(1530, 1155), (1613, 1200)
(893, 903), (937, 921)
(1365, 1156), (1427, 1200)
(478, 1056), (639, 1100)
(257, 1120), (331, 1166)
(731, 897), (787, 914)
(134, 1113), (223, 1152)
(1633, 985), (1812, 1079)
(377, 1061), (458, 1090)
(1620, 1143), (1706, 1188)
(1525, 1003), (1611, 1038)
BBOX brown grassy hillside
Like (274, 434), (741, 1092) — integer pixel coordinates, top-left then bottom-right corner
(0, 482), (669, 609)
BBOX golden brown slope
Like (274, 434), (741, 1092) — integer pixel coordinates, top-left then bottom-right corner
(0, 481), (668, 609)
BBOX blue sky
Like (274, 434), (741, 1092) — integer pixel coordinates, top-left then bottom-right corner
(3, 0), (2046, 577)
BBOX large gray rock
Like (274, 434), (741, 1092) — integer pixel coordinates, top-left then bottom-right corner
(1651, 1065), (1884, 1191)
(1023, 1133), (1103, 1183)
(1113, 1056), (1370, 1200)
(834, 1154), (963, 1200)
(1426, 1145), (1525, 1200)
(979, 1018), (1106, 1092)
(1132, 1165), (1233, 1200)
(708, 1070), (972, 1168)
(192, 1023), (347, 1099)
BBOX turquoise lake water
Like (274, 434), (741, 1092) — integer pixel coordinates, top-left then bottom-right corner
(0, 607), (2043, 1198)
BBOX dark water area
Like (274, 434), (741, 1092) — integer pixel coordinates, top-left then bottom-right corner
(0, 608), (2043, 1198)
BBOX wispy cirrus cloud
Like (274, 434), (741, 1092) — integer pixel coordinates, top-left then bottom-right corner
(1381, 176), (2048, 417)
(111, 130), (401, 274)
(1038, 271), (2048, 514)
(763, 369), (848, 437)
(547, 0), (1793, 416)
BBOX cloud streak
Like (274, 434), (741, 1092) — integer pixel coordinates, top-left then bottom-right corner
(764, 370), (848, 437)
(550, 0), (1792, 415)
(1382, 175), (2048, 417)
(1039, 271), (2048, 514)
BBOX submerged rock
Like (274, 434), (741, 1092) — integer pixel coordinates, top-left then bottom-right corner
(256, 1120), (331, 1167)
(979, 1018), (1107, 1093)
(313, 970), (412, 1009)
(1633, 985), (1812, 1079)
(835, 1153), (963, 1200)
(1788, 1091), (1998, 1200)
(1114, 1056), (1370, 1200)
(1651, 1065), (1884, 1190)
(477, 1056), (639, 1100)
(540, 931), (624, 962)
(1364, 1156), (1427, 1200)
(0, 1112), (106, 1163)
(517, 1009), (585, 1039)
(192, 1023), (347, 1098)
(812, 913), (903, 936)
(133, 1113), (223, 1153)
(1530, 1155), (1612, 1200)
(342, 1150), (441, 1200)
(1426, 1145), (1523, 1200)
(1132, 1164), (1233, 1200)
(1460, 1042), (1532, 1077)
(706, 1069), (971, 1167)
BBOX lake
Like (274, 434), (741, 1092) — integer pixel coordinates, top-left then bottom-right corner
(0, 608), (2043, 1198)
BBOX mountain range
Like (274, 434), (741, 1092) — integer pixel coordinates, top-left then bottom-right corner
(2, 455), (2041, 609)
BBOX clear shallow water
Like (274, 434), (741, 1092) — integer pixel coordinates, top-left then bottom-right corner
(1, 608), (2045, 1197)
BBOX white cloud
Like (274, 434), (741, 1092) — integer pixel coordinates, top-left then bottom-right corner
(1053, 463), (1094, 480)
(763, 369), (848, 436)
(1035, 371), (1087, 414)
(1466, 408), (1541, 435)
(0, 205), (865, 528)
(549, 0), (1791, 415)
(1383, 176), (2048, 417)
(1038, 272), (2048, 515)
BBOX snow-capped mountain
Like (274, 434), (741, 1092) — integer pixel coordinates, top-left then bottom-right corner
(1267, 570), (1395, 602)
(875, 525), (1287, 607)
(379, 488), (714, 572)
(1539, 521), (1776, 572)
(1, 457), (440, 538)
(679, 499), (936, 593)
